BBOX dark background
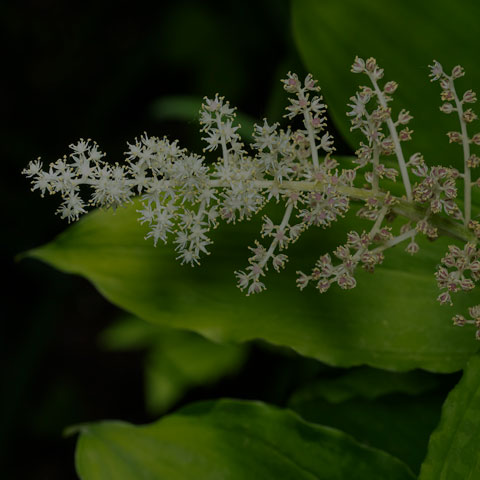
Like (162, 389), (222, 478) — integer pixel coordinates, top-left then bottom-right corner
(1, 1), (328, 478)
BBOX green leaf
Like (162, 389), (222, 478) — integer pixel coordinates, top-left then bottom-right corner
(100, 316), (247, 414)
(25, 201), (479, 373)
(289, 367), (454, 472)
(419, 353), (480, 479)
(150, 95), (256, 141)
(74, 399), (415, 479)
(291, 0), (480, 164)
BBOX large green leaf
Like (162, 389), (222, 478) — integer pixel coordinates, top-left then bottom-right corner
(100, 316), (247, 414)
(26, 201), (479, 372)
(73, 399), (415, 479)
(289, 367), (455, 472)
(291, 0), (480, 164)
(419, 353), (480, 479)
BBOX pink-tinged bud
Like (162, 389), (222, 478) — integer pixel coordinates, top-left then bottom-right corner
(400, 222), (412, 234)
(381, 138), (395, 152)
(463, 108), (477, 123)
(317, 254), (332, 267)
(464, 242), (477, 256)
(351, 56), (365, 73)
(360, 86), (374, 96)
(373, 68), (384, 80)
(399, 127), (413, 141)
(337, 273), (356, 290)
(441, 90), (454, 102)
(463, 90), (477, 103)
(471, 133), (480, 145)
(460, 278), (475, 291)
(440, 103), (455, 114)
(378, 227), (392, 240)
(447, 131), (462, 143)
(431, 198), (442, 213)
(441, 254), (456, 268)
(440, 78), (450, 90)
(397, 109), (413, 124)
(347, 231), (360, 246)
(315, 279), (330, 293)
(296, 272), (310, 290)
(469, 305), (480, 318)
(408, 152), (424, 166)
(384, 168), (398, 181)
(453, 314), (467, 326)
(311, 267), (321, 280)
(365, 57), (377, 72)
(451, 65), (465, 79)
(405, 240), (419, 255)
(437, 291), (452, 305)
(334, 245), (350, 260)
(343, 169), (356, 183)
(447, 282), (459, 293)
(283, 73), (300, 93)
(304, 74), (318, 91)
(436, 266), (449, 282)
(432, 166), (448, 178)
(469, 260), (480, 272)
(272, 254), (288, 271)
(448, 245), (462, 256)
(384, 81), (398, 93)
(413, 164), (429, 178)
(429, 60), (444, 81)
(442, 180), (457, 197)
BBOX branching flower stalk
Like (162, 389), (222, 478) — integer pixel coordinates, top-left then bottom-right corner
(23, 58), (480, 338)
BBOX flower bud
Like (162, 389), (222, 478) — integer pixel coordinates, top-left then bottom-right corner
(447, 131), (462, 143)
(440, 103), (455, 114)
(384, 81), (398, 93)
(463, 90), (477, 103)
(451, 65), (465, 79)
(351, 56), (365, 73)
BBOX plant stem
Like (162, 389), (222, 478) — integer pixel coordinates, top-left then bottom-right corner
(368, 74), (413, 201)
(450, 78), (472, 226)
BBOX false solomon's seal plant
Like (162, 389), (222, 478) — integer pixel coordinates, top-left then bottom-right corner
(23, 57), (480, 338)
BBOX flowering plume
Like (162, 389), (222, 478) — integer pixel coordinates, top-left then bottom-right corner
(23, 57), (480, 339)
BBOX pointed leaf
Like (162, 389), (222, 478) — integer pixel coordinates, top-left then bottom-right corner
(419, 353), (480, 479)
(26, 201), (479, 372)
(74, 399), (415, 479)
(289, 367), (455, 472)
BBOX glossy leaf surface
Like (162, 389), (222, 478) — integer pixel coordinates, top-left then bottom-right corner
(74, 399), (415, 480)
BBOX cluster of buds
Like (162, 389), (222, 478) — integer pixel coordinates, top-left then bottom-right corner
(429, 60), (479, 226)
(235, 73), (352, 295)
(453, 305), (480, 340)
(412, 164), (461, 218)
(297, 221), (390, 293)
(435, 243), (480, 306)
(349, 56), (413, 198)
(23, 58), (480, 339)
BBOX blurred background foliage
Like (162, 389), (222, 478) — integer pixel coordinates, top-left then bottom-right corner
(3, 0), (313, 477)
(4, 0), (477, 478)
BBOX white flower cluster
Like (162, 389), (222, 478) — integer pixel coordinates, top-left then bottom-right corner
(22, 140), (133, 222)
(23, 58), (480, 338)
